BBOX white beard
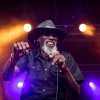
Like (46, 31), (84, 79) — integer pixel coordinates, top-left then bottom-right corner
(42, 41), (59, 57)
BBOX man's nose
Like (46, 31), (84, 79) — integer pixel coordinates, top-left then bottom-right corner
(48, 35), (55, 39)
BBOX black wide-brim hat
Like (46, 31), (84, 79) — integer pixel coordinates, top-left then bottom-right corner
(28, 20), (67, 44)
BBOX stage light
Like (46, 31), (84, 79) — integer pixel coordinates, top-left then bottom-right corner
(64, 25), (68, 28)
(79, 23), (95, 36)
(79, 24), (87, 32)
(17, 82), (23, 88)
(88, 81), (100, 98)
(89, 82), (96, 90)
(89, 82), (95, 89)
(24, 23), (32, 32)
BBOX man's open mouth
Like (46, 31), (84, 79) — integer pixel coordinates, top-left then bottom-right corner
(46, 41), (55, 47)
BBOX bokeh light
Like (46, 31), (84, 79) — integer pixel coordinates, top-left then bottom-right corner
(23, 23), (32, 32)
(89, 82), (96, 90)
(79, 24), (87, 32)
(79, 23), (95, 36)
(17, 82), (23, 88)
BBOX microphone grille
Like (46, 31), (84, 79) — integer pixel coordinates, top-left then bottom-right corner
(49, 50), (59, 58)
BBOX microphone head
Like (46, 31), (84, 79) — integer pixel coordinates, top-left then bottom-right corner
(49, 50), (59, 58)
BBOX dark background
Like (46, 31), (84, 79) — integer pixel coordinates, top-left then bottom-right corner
(0, 0), (100, 100)
(0, 0), (100, 24)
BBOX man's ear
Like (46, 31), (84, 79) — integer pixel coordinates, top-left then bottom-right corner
(37, 36), (44, 46)
(34, 40), (40, 47)
(37, 36), (42, 42)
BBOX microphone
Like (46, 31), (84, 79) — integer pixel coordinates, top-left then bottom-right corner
(49, 50), (59, 58)
(48, 50), (60, 66)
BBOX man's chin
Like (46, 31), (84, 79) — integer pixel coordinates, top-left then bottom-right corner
(47, 46), (54, 49)
(42, 44), (57, 56)
(43, 49), (52, 56)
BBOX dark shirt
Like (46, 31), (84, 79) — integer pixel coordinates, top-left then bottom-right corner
(15, 50), (84, 100)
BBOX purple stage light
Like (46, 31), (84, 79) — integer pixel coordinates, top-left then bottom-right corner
(89, 82), (96, 90)
(17, 82), (23, 88)
(64, 25), (68, 28)
(89, 82), (94, 87)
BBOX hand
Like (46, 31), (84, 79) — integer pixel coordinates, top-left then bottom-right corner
(11, 41), (30, 60)
(51, 54), (68, 73)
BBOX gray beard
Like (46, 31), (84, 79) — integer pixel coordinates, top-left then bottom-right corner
(42, 42), (59, 57)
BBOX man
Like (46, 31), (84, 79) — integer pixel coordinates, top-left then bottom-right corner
(3, 20), (84, 100)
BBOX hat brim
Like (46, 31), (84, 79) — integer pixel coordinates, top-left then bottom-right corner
(28, 28), (67, 44)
